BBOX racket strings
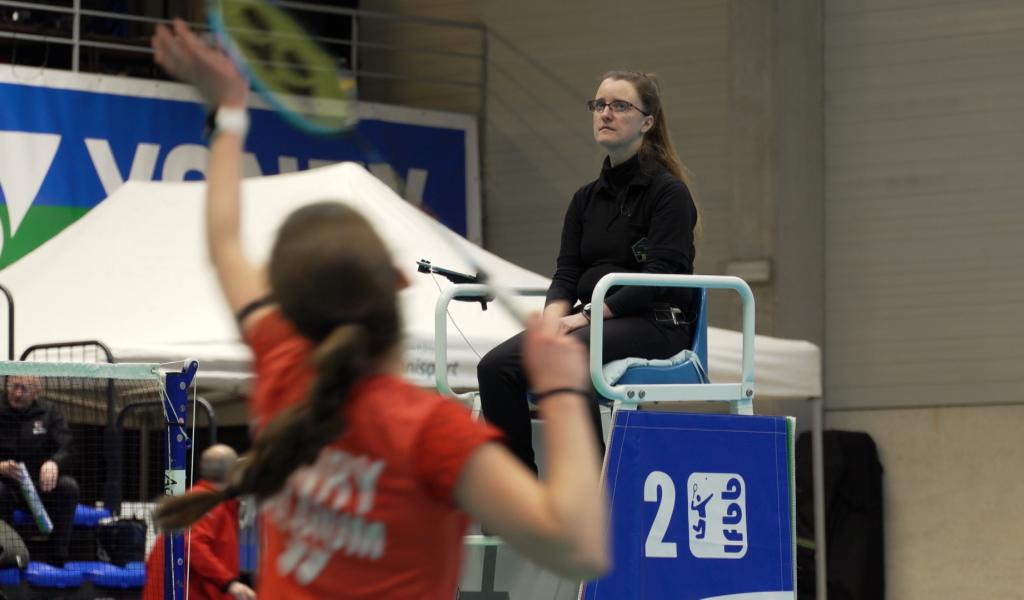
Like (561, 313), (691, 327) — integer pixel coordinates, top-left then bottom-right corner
(214, 0), (356, 134)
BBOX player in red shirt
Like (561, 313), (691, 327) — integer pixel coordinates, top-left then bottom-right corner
(150, 20), (609, 600)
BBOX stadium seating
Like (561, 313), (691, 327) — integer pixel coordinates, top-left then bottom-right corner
(2, 504), (146, 593)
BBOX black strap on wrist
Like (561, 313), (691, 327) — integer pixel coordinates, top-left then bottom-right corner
(235, 295), (275, 326)
(532, 388), (591, 402)
(221, 577), (239, 593)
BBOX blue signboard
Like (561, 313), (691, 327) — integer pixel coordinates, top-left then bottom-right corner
(583, 411), (795, 600)
(0, 70), (477, 269)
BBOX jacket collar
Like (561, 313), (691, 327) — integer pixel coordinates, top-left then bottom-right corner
(0, 398), (44, 419)
(595, 151), (656, 194)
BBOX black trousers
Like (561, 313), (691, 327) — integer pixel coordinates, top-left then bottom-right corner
(0, 474), (79, 563)
(477, 314), (692, 474)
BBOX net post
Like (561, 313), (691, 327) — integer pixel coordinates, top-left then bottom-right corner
(163, 360), (199, 600)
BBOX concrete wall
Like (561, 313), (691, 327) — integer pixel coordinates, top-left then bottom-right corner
(358, 0), (1024, 597)
(826, 404), (1024, 598)
(824, 1), (1024, 597)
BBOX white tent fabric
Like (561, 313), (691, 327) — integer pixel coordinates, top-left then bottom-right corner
(0, 163), (820, 399)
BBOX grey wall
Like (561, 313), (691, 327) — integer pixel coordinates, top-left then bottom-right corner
(824, 1), (1024, 597)
(824, 0), (1024, 410)
(360, 0), (1024, 597)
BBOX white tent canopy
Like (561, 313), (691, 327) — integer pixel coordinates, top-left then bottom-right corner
(0, 163), (820, 399)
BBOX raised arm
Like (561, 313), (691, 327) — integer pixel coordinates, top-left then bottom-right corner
(152, 20), (270, 328)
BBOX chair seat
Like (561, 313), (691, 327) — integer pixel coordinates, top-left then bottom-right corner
(74, 505), (112, 527)
(13, 504), (112, 528)
(25, 562), (83, 588)
(602, 288), (710, 393)
(63, 561), (144, 588)
(526, 289), (710, 409)
(0, 568), (19, 586)
(93, 562), (145, 588)
(607, 349), (710, 386)
(64, 561), (112, 581)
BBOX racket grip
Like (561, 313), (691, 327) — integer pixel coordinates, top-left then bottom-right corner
(16, 462), (54, 534)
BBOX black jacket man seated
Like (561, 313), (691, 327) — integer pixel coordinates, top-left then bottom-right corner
(0, 375), (79, 565)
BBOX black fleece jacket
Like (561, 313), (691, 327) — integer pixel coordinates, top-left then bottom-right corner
(0, 397), (73, 480)
(545, 152), (697, 316)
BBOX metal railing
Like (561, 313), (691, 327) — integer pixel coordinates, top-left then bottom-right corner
(433, 275), (757, 414)
(0, 0), (487, 113)
(589, 273), (755, 414)
(0, 283), (12, 360)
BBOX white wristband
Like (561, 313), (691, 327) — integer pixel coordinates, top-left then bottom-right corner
(214, 106), (249, 138)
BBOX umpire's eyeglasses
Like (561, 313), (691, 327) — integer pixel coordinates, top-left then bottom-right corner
(587, 99), (650, 116)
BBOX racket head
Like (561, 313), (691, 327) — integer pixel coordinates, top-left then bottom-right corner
(209, 2), (525, 326)
(209, 0), (358, 136)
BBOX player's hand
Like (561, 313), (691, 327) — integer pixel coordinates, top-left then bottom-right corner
(523, 313), (588, 394)
(39, 460), (58, 492)
(0, 461), (19, 480)
(151, 19), (249, 109)
(228, 580), (257, 600)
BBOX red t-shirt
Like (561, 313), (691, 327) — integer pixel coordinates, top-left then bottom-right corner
(246, 310), (502, 599)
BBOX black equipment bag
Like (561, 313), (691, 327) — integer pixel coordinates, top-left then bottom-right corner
(796, 430), (885, 599)
(96, 518), (146, 565)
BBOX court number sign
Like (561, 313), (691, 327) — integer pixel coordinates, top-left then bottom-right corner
(580, 411), (794, 600)
(644, 471), (748, 560)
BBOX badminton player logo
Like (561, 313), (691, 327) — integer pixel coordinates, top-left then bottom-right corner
(686, 472), (748, 559)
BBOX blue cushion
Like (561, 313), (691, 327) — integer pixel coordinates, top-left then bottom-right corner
(73, 505), (112, 527)
(93, 563), (145, 589)
(614, 288), (710, 388)
(616, 360), (708, 385)
(13, 504), (113, 528)
(25, 562), (83, 588)
(0, 568), (19, 585)
(64, 561), (146, 588)
(64, 561), (112, 582)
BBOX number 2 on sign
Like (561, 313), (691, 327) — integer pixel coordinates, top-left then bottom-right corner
(643, 471), (678, 558)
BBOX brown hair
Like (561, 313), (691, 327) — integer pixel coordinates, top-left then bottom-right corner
(153, 203), (402, 530)
(602, 70), (702, 235)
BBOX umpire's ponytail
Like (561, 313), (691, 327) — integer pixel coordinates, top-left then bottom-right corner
(602, 70), (702, 236)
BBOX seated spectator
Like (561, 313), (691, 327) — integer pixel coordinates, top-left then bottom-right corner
(0, 375), (79, 565)
(142, 444), (255, 600)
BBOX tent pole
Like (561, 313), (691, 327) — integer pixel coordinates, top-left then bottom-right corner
(812, 396), (827, 599)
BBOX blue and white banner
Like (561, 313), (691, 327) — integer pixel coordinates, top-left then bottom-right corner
(0, 67), (480, 269)
(582, 411), (796, 600)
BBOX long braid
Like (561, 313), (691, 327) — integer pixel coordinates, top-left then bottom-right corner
(153, 203), (401, 531)
(153, 324), (371, 530)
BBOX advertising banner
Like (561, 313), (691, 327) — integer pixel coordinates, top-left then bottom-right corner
(0, 68), (480, 270)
